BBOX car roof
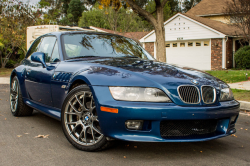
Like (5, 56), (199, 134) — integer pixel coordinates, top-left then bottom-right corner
(46, 31), (123, 38)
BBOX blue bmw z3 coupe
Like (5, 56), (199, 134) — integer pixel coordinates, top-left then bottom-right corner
(10, 31), (240, 151)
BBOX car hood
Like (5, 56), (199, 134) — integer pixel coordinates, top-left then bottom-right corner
(62, 57), (226, 105)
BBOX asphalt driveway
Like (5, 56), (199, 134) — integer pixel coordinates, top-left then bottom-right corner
(0, 84), (249, 166)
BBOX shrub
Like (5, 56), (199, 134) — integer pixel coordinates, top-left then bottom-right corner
(5, 59), (16, 68)
(235, 46), (250, 69)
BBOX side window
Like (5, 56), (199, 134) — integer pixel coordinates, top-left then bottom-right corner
(38, 36), (57, 62)
(50, 41), (60, 62)
(26, 38), (42, 59)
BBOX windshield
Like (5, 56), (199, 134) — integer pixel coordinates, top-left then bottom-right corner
(62, 33), (154, 60)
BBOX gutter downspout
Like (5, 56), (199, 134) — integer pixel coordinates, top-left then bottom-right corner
(222, 36), (228, 69)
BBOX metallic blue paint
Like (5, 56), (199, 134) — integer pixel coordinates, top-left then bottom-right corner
(11, 31), (240, 142)
(31, 52), (47, 68)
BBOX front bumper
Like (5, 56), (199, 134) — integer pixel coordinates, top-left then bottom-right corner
(91, 86), (240, 142)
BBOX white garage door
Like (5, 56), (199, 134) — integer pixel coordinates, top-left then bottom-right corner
(165, 40), (211, 70)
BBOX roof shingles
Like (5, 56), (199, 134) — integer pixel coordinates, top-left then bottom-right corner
(186, 0), (230, 16)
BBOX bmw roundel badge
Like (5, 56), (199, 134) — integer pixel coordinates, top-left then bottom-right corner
(191, 79), (199, 85)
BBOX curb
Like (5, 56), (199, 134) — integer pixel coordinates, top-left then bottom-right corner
(238, 101), (250, 111)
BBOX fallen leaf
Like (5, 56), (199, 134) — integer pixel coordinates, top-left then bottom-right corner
(4, 118), (7, 120)
(35, 134), (49, 138)
(134, 146), (137, 148)
(124, 156), (126, 159)
(200, 151), (202, 153)
(240, 128), (243, 130)
(245, 129), (248, 130)
(17, 135), (22, 137)
(24, 133), (29, 135)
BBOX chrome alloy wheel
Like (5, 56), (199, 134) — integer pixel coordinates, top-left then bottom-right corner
(10, 79), (18, 113)
(64, 91), (103, 146)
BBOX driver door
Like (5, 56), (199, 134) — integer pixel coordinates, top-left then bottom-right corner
(25, 36), (58, 107)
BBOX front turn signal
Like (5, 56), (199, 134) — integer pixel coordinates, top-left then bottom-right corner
(100, 106), (118, 113)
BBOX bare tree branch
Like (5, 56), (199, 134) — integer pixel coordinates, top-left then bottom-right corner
(125, 0), (157, 26)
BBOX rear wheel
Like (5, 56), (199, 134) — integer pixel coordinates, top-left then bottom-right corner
(10, 76), (33, 116)
(61, 85), (111, 151)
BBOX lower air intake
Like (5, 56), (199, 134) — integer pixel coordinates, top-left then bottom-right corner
(160, 120), (218, 139)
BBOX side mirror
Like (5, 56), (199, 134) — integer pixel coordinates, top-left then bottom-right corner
(31, 52), (47, 68)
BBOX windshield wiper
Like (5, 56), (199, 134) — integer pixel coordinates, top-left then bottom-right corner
(122, 56), (140, 58)
(67, 55), (101, 60)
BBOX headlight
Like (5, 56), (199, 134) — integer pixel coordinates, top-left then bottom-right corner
(109, 87), (172, 102)
(220, 85), (234, 101)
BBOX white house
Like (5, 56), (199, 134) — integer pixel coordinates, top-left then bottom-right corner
(140, 0), (244, 71)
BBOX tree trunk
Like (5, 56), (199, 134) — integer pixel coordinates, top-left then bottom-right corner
(154, 5), (166, 62)
(0, 51), (3, 68)
(125, 0), (168, 62)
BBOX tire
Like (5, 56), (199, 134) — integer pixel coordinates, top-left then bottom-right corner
(61, 85), (111, 151)
(10, 76), (33, 116)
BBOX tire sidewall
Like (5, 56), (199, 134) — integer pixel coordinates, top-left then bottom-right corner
(10, 76), (20, 116)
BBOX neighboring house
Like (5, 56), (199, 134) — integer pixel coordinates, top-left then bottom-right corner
(140, 0), (246, 70)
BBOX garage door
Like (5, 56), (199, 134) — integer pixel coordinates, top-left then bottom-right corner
(165, 40), (211, 70)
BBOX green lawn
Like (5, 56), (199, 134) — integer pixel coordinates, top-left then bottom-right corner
(232, 89), (250, 102)
(0, 68), (13, 77)
(206, 70), (250, 83)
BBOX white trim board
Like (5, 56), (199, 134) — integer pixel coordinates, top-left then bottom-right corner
(140, 13), (226, 43)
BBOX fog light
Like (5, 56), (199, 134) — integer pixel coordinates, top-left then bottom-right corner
(125, 120), (143, 130)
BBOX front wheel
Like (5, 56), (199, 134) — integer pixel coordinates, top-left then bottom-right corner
(10, 76), (33, 116)
(61, 85), (111, 151)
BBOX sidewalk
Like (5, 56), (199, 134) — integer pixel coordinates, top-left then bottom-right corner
(228, 81), (250, 90)
(0, 77), (10, 84)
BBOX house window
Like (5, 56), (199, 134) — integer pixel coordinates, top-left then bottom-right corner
(180, 43), (185, 47)
(166, 43), (170, 47)
(188, 42), (193, 47)
(196, 42), (201, 46)
(204, 41), (209, 46)
(173, 43), (177, 47)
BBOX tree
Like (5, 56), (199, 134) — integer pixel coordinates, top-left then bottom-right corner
(38, 0), (62, 24)
(123, 0), (170, 62)
(78, 3), (110, 29)
(145, 0), (172, 21)
(182, 0), (201, 13)
(78, 3), (152, 32)
(0, 0), (40, 68)
(224, 0), (250, 44)
(67, 0), (86, 23)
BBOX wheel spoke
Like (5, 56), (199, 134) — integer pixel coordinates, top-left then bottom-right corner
(66, 122), (77, 125)
(82, 125), (88, 143)
(92, 115), (99, 122)
(13, 81), (17, 92)
(93, 126), (102, 135)
(65, 112), (77, 115)
(70, 124), (80, 135)
(78, 129), (84, 142)
(75, 95), (83, 107)
(90, 126), (95, 143)
(69, 102), (81, 113)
